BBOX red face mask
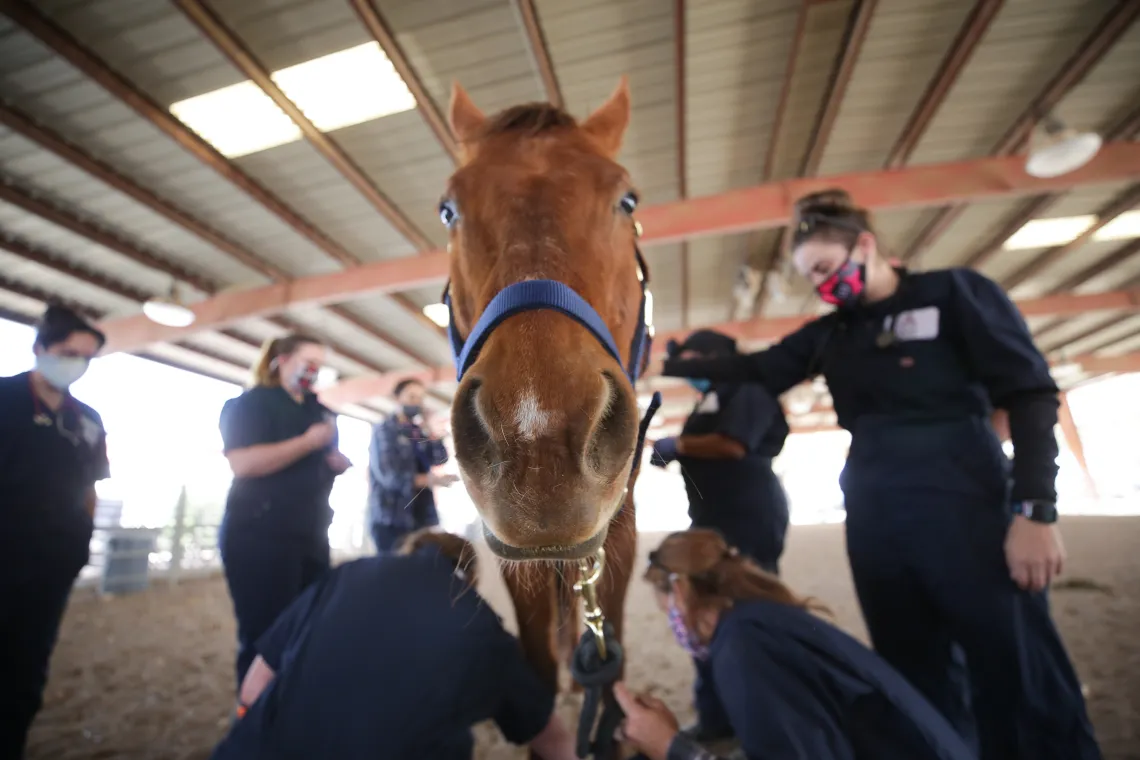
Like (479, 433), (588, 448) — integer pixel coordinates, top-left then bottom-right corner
(291, 362), (321, 392)
(816, 258), (865, 307)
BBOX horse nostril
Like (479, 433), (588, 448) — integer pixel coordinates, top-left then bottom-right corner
(452, 378), (496, 468)
(585, 372), (636, 475)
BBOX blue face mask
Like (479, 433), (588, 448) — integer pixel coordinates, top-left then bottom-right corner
(688, 379), (711, 394)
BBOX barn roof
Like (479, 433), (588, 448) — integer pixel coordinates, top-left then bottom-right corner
(1, 0), (1138, 427)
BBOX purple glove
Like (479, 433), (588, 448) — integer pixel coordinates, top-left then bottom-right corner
(650, 437), (679, 468)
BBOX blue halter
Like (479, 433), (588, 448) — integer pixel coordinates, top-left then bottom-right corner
(442, 245), (663, 459)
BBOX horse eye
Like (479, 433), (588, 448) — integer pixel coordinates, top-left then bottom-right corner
(439, 199), (459, 229)
(618, 191), (639, 215)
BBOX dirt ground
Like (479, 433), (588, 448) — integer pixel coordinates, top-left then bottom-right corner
(26, 516), (1140, 759)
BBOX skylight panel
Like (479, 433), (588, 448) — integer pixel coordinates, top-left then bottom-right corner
(169, 42), (416, 159)
(1002, 215), (1096, 250)
(422, 303), (450, 327)
(1092, 210), (1140, 242)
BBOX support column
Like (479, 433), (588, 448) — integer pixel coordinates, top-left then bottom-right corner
(1057, 392), (1098, 500)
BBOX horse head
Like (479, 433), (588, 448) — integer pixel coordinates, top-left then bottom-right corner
(441, 78), (650, 562)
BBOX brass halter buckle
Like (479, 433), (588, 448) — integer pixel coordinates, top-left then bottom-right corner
(574, 547), (608, 661)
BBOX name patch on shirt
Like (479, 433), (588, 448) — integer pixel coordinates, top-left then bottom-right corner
(696, 392), (720, 414)
(891, 306), (940, 342)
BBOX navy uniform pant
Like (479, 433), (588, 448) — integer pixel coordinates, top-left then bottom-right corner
(843, 487), (1101, 760)
(219, 527), (330, 689)
(0, 541), (88, 759)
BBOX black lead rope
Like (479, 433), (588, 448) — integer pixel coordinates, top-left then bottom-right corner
(570, 621), (625, 759)
(571, 391), (662, 759)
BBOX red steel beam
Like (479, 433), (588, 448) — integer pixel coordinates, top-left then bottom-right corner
(675, 0), (689, 327)
(961, 104), (1140, 273)
(901, 0), (1140, 263)
(0, 105), (436, 371)
(752, 1), (813, 317)
(174, 0), (431, 250)
(93, 141), (1140, 351)
(349, 0), (460, 162)
(173, 0), (448, 342)
(512, 0), (563, 108)
(315, 289), (1140, 407)
(0, 104), (285, 281)
(799, 0), (877, 177)
(884, 0), (1004, 169)
(3, 0), (445, 358)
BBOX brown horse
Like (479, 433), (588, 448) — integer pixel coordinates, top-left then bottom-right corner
(442, 79), (648, 755)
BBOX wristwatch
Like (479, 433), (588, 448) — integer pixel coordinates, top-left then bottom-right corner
(1013, 500), (1058, 524)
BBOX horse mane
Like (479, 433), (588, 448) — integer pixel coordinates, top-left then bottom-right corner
(479, 102), (578, 139)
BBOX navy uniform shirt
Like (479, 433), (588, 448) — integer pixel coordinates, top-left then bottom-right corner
(678, 383), (788, 520)
(663, 269), (1059, 503)
(211, 546), (555, 760)
(693, 599), (974, 760)
(219, 386), (339, 537)
(0, 372), (109, 566)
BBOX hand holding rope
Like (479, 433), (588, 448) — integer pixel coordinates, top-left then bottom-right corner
(570, 548), (625, 759)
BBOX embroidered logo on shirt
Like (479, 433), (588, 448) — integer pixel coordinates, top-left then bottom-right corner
(696, 392), (720, 414)
(891, 306), (940, 342)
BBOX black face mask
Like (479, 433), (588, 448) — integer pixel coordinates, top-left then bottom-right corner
(402, 404), (423, 419)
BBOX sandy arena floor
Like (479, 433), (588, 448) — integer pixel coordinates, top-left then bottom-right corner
(25, 516), (1140, 759)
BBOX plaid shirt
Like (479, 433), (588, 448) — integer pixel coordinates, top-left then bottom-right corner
(666, 735), (726, 760)
(367, 414), (448, 529)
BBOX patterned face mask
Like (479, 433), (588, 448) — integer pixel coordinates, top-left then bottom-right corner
(667, 594), (710, 661)
(816, 256), (865, 308)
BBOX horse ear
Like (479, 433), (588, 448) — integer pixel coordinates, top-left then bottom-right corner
(581, 76), (631, 158)
(449, 82), (486, 150)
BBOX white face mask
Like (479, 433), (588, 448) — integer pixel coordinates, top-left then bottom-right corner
(36, 354), (90, 390)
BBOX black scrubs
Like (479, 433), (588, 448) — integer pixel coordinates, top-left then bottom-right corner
(0, 372), (109, 758)
(676, 382), (790, 737)
(218, 385), (339, 688)
(663, 268), (1101, 760)
(678, 382), (790, 572)
(689, 598), (975, 760)
(210, 545), (556, 760)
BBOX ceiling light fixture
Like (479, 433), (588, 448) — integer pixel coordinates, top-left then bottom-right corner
(143, 282), (196, 327)
(1024, 114), (1102, 179)
(422, 302), (450, 328)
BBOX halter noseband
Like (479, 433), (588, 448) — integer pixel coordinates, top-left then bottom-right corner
(442, 242), (663, 460)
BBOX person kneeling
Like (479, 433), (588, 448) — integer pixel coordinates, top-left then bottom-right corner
(210, 529), (576, 760)
(615, 529), (974, 760)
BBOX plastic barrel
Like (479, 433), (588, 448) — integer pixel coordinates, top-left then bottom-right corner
(101, 528), (160, 595)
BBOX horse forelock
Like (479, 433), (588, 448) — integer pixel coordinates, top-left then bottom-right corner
(478, 102), (578, 139)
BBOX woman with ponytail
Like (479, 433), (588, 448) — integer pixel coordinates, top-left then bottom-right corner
(614, 529), (973, 760)
(218, 334), (352, 691)
(658, 189), (1101, 759)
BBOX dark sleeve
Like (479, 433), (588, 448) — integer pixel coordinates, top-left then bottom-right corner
(317, 402), (340, 451)
(426, 438), (449, 467)
(948, 269), (1060, 502)
(711, 631), (847, 760)
(84, 408), (111, 482)
(219, 394), (271, 452)
(663, 320), (826, 396)
(254, 573), (328, 671)
(711, 385), (782, 453)
(491, 636), (557, 745)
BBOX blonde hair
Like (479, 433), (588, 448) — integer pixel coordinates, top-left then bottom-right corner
(397, 528), (479, 590)
(645, 529), (830, 619)
(249, 334), (323, 388)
